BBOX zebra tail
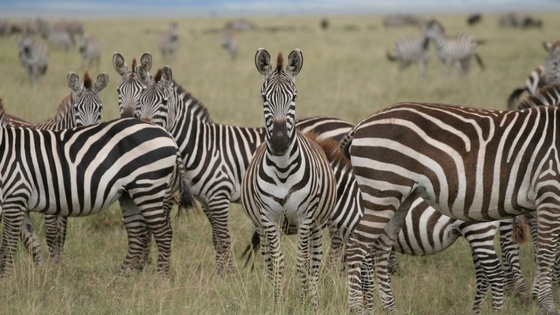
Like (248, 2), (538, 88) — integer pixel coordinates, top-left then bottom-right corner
(507, 87), (527, 110)
(241, 231), (261, 271)
(474, 53), (485, 71)
(512, 215), (528, 244)
(340, 127), (357, 159)
(386, 50), (397, 62)
(175, 151), (197, 213)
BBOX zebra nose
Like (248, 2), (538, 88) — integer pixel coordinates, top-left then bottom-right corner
(270, 120), (289, 155)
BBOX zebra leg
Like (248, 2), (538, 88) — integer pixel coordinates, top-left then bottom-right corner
(297, 220), (323, 311)
(119, 195), (149, 273)
(19, 213), (43, 265)
(0, 207), (25, 276)
(262, 215), (284, 306)
(471, 255), (490, 314)
(346, 238), (369, 314)
(361, 249), (376, 311)
(45, 214), (67, 264)
(499, 218), (528, 297)
(326, 223), (344, 270)
(388, 250), (401, 275)
(202, 200), (236, 275)
(533, 207), (560, 315)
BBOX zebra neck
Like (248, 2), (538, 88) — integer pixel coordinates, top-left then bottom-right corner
(35, 94), (75, 129)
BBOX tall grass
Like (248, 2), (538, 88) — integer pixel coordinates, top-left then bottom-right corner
(0, 12), (559, 314)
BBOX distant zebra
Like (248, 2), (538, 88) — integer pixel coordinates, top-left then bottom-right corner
(4, 71), (109, 265)
(132, 57), (353, 275)
(112, 52), (153, 118)
(79, 33), (101, 69)
(18, 35), (48, 85)
(342, 102), (560, 315)
(41, 26), (74, 51)
(221, 30), (239, 60)
(507, 40), (560, 110)
(424, 19), (484, 75)
(0, 113), (193, 277)
(159, 21), (179, 59)
(243, 132), (528, 314)
(386, 35), (431, 76)
(240, 48), (337, 310)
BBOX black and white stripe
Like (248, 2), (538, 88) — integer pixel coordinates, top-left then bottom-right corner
(424, 19), (484, 75)
(240, 48), (336, 310)
(221, 30), (239, 60)
(4, 71), (108, 265)
(159, 21), (179, 59)
(0, 112), (193, 277)
(386, 35), (431, 76)
(79, 33), (101, 69)
(132, 56), (352, 275)
(112, 52), (153, 118)
(18, 35), (48, 85)
(342, 102), (560, 314)
(507, 41), (560, 110)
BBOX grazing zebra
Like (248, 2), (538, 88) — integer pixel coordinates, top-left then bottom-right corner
(424, 19), (484, 75)
(386, 35), (431, 76)
(78, 33), (101, 69)
(0, 112), (194, 277)
(242, 132), (528, 314)
(18, 34), (48, 85)
(159, 21), (179, 59)
(240, 48), (337, 310)
(112, 52), (153, 118)
(507, 40), (560, 110)
(4, 71), (109, 265)
(341, 102), (560, 314)
(221, 30), (239, 60)
(133, 60), (353, 275)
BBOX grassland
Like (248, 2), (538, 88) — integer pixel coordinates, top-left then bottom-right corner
(0, 12), (559, 315)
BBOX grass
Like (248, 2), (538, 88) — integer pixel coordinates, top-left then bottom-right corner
(0, 11), (559, 315)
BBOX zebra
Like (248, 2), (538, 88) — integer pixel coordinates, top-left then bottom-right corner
(507, 40), (560, 110)
(159, 21), (179, 59)
(132, 60), (353, 275)
(424, 19), (484, 75)
(3, 71), (109, 266)
(18, 34), (48, 85)
(78, 33), (101, 69)
(0, 110), (194, 277)
(341, 101), (560, 314)
(240, 48), (337, 310)
(40, 26), (74, 51)
(386, 34), (431, 76)
(242, 131), (528, 314)
(112, 52), (153, 118)
(221, 30), (239, 60)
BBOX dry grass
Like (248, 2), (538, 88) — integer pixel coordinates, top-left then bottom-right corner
(0, 12), (560, 315)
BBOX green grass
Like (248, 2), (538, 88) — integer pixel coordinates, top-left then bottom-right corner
(0, 12), (559, 315)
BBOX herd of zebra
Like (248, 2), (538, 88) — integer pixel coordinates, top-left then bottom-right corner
(5, 20), (560, 313)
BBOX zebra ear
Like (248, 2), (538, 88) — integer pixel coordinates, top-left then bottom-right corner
(113, 52), (127, 76)
(136, 64), (150, 85)
(140, 52), (152, 72)
(94, 72), (109, 92)
(286, 49), (303, 78)
(255, 48), (271, 76)
(67, 72), (81, 92)
(161, 66), (173, 84)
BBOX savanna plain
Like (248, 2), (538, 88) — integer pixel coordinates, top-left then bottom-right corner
(0, 12), (559, 315)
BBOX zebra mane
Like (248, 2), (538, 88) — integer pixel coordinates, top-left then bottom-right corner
(52, 93), (76, 121)
(82, 71), (92, 89)
(276, 52), (283, 72)
(303, 131), (351, 169)
(172, 80), (212, 123)
(0, 98), (6, 125)
(154, 69), (163, 82)
(518, 83), (560, 109)
(131, 58), (137, 73)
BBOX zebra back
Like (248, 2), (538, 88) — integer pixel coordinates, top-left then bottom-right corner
(518, 83), (560, 109)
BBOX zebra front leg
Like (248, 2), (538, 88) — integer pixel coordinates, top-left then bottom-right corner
(119, 195), (149, 273)
(499, 218), (529, 297)
(0, 208), (25, 276)
(297, 221), (323, 311)
(202, 200), (236, 275)
(19, 213), (43, 265)
(45, 214), (67, 264)
(262, 216), (284, 307)
(534, 206), (560, 315)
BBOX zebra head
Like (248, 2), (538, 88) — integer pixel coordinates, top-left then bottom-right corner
(67, 71), (108, 127)
(543, 40), (560, 84)
(136, 66), (175, 130)
(113, 52), (152, 118)
(255, 48), (303, 156)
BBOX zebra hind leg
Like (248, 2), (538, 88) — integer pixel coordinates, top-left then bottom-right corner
(118, 195), (149, 274)
(19, 213), (43, 265)
(202, 201), (236, 276)
(0, 207), (26, 276)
